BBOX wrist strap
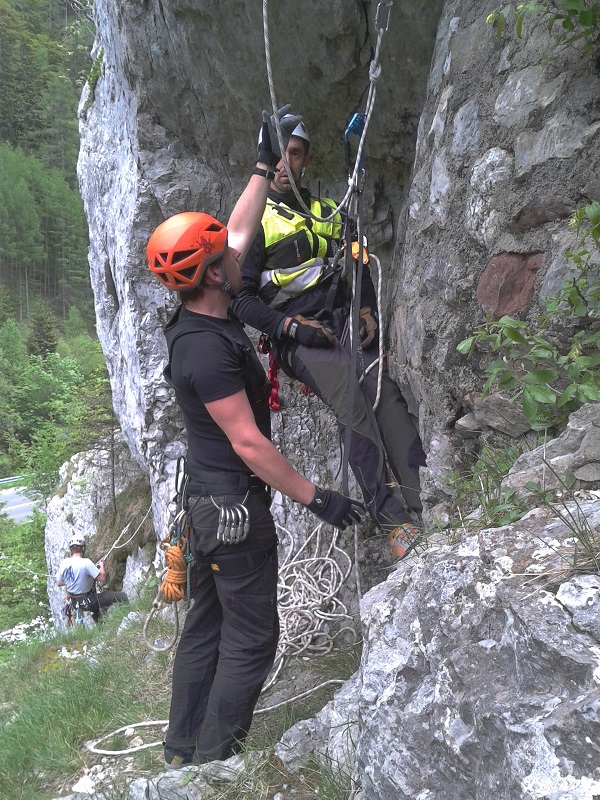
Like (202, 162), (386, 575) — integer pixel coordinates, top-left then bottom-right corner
(253, 166), (276, 181)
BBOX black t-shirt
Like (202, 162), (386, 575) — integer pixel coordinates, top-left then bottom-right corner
(166, 306), (271, 477)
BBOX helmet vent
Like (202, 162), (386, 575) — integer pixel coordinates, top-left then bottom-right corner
(171, 249), (196, 264)
(178, 266), (197, 280)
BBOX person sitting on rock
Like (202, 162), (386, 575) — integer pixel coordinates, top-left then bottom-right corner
(56, 533), (128, 623)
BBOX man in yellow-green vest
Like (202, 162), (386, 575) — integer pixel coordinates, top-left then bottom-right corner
(232, 113), (426, 559)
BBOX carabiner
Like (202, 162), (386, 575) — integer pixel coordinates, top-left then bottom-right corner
(375, 1), (392, 32)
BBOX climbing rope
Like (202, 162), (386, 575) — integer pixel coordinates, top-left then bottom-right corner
(142, 504), (194, 653)
(357, 252), (385, 411)
(97, 504), (153, 562)
(263, 522), (357, 690)
(262, 0), (393, 224)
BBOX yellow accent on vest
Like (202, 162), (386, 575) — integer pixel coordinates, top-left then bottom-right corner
(210, 563), (220, 572)
(262, 197), (342, 251)
(259, 197), (343, 307)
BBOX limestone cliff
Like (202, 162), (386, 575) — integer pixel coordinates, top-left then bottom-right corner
(76, 0), (444, 538)
(74, 0), (600, 796)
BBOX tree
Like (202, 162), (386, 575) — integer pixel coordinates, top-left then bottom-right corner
(26, 297), (59, 356)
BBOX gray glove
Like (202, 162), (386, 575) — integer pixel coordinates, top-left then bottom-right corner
(258, 104), (302, 166)
(306, 487), (364, 530)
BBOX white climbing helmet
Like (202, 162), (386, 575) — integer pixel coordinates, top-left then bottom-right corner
(68, 533), (86, 548)
(283, 115), (310, 150)
(257, 113), (310, 153)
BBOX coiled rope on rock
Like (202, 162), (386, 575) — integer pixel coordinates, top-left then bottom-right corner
(264, 522), (357, 690)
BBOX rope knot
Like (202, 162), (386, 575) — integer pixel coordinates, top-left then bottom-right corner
(369, 62), (382, 82)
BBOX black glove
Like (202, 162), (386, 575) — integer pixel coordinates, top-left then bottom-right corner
(306, 487), (365, 530)
(257, 104), (302, 166)
(287, 315), (335, 348)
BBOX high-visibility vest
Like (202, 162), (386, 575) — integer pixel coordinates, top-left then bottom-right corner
(258, 197), (343, 308)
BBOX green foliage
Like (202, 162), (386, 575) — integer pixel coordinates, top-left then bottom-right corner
(0, 609), (172, 799)
(0, 142), (93, 321)
(0, 286), (16, 326)
(0, 306), (113, 495)
(0, 0), (95, 323)
(26, 296), (59, 356)
(487, 0), (600, 54)
(447, 445), (530, 528)
(457, 204), (600, 431)
(0, 511), (49, 631)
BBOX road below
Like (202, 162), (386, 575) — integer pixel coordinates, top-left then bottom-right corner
(0, 482), (38, 523)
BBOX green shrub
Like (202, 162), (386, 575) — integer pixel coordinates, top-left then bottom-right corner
(487, 0), (600, 55)
(457, 204), (600, 431)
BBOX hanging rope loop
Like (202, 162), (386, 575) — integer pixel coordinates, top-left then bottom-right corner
(262, 0), (393, 223)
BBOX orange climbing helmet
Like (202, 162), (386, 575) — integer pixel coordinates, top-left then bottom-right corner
(146, 212), (228, 290)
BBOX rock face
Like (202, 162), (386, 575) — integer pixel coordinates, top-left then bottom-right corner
(278, 499), (600, 800)
(77, 0), (444, 536)
(74, 0), (600, 797)
(77, 0), (598, 525)
(387, 0), (599, 512)
(505, 403), (600, 493)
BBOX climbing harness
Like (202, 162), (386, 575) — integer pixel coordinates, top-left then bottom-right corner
(142, 458), (195, 652)
(64, 597), (88, 626)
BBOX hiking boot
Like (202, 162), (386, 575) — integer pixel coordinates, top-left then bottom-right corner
(163, 744), (196, 770)
(389, 522), (423, 560)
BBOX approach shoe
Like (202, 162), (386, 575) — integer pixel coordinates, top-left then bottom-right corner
(389, 521), (423, 560)
(163, 743), (196, 770)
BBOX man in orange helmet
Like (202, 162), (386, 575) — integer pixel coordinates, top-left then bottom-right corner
(146, 107), (363, 769)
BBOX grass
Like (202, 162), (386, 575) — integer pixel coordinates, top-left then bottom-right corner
(0, 597), (172, 800)
(524, 460), (600, 573)
(199, 749), (355, 800)
(446, 443), (530, 532)
(0, 596), (362, 800)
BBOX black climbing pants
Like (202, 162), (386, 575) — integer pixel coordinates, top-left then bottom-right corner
(166, 489), (279, 763)
(361, 348), (426, 515)
(72, 590), (128, 623)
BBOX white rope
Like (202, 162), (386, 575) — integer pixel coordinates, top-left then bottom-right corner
(99, 503), (153, 561)
(263, 522), (356, 690)
(86, 720), (167, 755)
(358, 252), (384, 411)
(262, 0), (392, 223)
